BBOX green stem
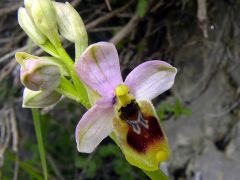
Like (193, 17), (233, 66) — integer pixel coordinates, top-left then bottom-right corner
(56, 47), (90, 108)
(40, 41), (60, 58)
(56, 77), (80, 102)
(55, 47), (74, 68)
(143, 169), (169, 180)
(74, 40), (87, 61)
(70, 69), (90, 108)
(32, 109), (48, 180)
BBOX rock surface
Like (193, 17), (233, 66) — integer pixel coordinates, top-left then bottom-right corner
(162, 1), (240, 179)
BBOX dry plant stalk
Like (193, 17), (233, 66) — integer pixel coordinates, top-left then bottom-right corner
(0, 107), (18, 167)
(197, 0), (208, 38)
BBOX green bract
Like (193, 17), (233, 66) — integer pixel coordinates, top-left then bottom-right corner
(23, 88), (61, 108)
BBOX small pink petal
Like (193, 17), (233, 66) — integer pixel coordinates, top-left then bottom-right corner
(75, 105), (114, 153)
(75, 42), (123, 97)
(124, 60), (177, 100)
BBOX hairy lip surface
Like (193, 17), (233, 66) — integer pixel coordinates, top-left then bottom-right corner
(127, 115), (164, 153)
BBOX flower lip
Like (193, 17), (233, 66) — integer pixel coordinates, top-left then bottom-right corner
(113, 100), (170, 171)
(126, 114), (165, 153)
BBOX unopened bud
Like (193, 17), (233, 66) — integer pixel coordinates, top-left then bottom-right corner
(16, 52), (68, 77)
(22, 88), (61, 108)
(18, 7), (47, 45)
(20, 59), (61, 91)
(54, 2), (88, 57)
(54, 2), (87, 43)
(15, 52), (37, 65)
(31, 0), (61, 47)
(24, 0), (33, 17)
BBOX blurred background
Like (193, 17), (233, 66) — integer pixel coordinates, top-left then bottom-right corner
(0, 0), (240, 179)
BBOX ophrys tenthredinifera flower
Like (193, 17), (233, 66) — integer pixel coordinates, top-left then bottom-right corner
(75, 42), (177, 171)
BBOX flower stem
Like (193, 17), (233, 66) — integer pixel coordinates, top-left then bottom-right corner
(56, 77), (81, 102)
(56, 47), (90, 108)
(143, 169), (169, 180)
(32, 109), (48, 180)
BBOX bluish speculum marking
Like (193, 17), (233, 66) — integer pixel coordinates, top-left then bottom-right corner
(115, 84), (165, 153)
(119, 100), (149, 134)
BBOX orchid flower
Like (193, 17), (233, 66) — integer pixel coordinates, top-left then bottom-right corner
(75, 42), (177, 171)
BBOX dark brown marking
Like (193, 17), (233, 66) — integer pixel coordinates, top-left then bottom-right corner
(127, 115), (164, 153)
(119, 100), (164, 153)
(119, 100), (139, 121)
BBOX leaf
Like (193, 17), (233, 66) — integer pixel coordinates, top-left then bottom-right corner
(85, 162), (97, 178)
(75, 155), (98, 178)
(98, 144), (119, 157)
(174, 98), (182, 118)
(182, 108), (192, 116)
(75, 156), (88, 168)
(6, 152), (43, 180)
(19, 161), (44, 180)
(157, 98), (191, 120)
(136, 0), (148, 18)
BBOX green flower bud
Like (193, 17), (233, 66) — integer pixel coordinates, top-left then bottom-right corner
(54, 2), (88, 58)
(54, 2), (87, 43)
(24, 0), (33, 17)
(15, 52), (38, 65)
(31, 0), (61, 47)
(18, 7), (47, 45)
(16, 52), (69, 77)
(20, 58), (61, 91)
(22, 88), (61, 108)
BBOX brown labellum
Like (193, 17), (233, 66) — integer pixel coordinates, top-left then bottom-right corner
(119, 100), (165, 153)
